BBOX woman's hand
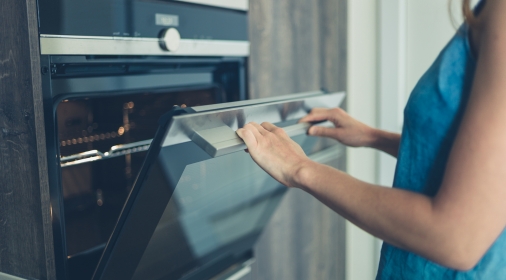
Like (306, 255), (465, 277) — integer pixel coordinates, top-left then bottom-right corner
(236, 122), (312, 188)
(299, 107), (376, 148)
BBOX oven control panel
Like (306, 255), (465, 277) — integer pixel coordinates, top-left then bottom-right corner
(38, 0), (249, 56)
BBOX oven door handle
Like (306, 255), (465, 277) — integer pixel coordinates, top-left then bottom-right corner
(191, 121), (334, 158)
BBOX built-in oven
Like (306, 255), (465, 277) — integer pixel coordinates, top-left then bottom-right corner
(37, 0), (346, 279)
(43, 55), (248, 280)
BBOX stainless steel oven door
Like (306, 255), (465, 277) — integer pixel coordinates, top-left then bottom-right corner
(92, 91), (345, 280)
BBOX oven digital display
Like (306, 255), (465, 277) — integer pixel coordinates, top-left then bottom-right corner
(155, 13), (179, 27)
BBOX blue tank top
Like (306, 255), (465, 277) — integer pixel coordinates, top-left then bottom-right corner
(376, 23), (506, 279)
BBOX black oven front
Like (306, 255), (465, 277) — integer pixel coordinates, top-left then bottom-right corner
(37, 1), (250, 278)
(40, 54), (247, 279)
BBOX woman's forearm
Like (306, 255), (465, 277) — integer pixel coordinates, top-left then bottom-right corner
(293, 161), (477, 270)
(367, 128), (401, 158)
(238, 116), (501, 271)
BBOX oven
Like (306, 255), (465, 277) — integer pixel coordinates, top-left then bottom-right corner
(42, 55), (247, 280)
(37, 1), (346, 279)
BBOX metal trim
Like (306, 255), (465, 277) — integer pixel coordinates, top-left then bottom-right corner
(0, 272), (26, 280)
(51, 72), (213, 97)
(192, 121), (334, 158)
(176, 0), (248, 11)
(60, 139), (152, 167)
(40, 35), (249, 57)
(223, 265), (251, 280)
(162, 92), (346, 147)
(192, 91), (325, 112)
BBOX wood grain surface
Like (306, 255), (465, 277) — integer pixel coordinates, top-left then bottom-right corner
(248, 0), (348, 279)
(0, 0), (55, 278)
(249, 0), (347, 98)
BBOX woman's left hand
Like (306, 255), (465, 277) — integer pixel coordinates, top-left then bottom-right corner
(236, 122), (311, 188)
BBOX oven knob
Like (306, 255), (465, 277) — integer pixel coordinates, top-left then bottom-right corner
(159, 28), (181, 52)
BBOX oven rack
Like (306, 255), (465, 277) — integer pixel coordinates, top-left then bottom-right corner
(60, 139), (152, 167)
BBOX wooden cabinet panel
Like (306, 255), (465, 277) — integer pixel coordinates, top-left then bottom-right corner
(0, 0), (55, 278)
(249, 1), (347, 279)
(249, 0), (347, 98)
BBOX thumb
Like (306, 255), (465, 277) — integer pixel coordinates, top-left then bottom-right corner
(308, 126), (337, 138)
(236, 129), (258, 151)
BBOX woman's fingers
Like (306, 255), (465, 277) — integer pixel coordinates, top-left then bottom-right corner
(309, 108), (327, 114)
(248, 122), (268, 135)
(243, 122), (264, 137)
(260, 122), (277, 132)
(237, 122), (275, 151)
(299, 109), (333, 123)
(237, 122), (266, 151)
(308, 126), (337, 138)
(236, 128), (258, 150)
(299, 113), (325, 123)
(238, 121), (311, 188)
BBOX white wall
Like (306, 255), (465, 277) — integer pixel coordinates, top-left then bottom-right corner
(405, 0), (478, 97)
(346, 1), (379, 279)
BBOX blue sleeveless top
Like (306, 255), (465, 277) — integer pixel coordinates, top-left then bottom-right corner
(376, 24), (506, 279)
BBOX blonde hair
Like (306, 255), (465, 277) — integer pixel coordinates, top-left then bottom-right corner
(450, 0), (480, 27)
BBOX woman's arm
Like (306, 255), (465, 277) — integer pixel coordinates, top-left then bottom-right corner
(299, 107), (401, 157)
(369, 129), (401, 158)
(237, 0), (506, 270)
(238, 123), (476, 270)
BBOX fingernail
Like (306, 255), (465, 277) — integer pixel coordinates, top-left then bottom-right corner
(308, 127), (314, 135)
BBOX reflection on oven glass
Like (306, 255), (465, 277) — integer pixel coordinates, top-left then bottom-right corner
(132, 148), (285, 280)
(59, 88), (217, 257)
(57, 88), (217, 157)
(131, 135), (331, 280)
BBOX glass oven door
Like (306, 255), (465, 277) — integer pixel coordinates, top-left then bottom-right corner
(91, 91), (345, 280)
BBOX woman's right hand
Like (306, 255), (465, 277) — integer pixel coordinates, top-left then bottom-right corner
(299, 107), (376, 148)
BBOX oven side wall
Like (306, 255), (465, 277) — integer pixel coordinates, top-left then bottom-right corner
(0, 0), (56, 279)
(249, 0), (347, 279)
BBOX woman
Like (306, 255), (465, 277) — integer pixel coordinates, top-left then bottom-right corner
(237, 0), (506, 278)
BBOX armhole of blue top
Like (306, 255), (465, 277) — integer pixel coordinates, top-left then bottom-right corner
(463, 24), (477, 62)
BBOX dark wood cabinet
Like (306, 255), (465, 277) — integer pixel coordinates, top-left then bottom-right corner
(0, 0), (55, 278)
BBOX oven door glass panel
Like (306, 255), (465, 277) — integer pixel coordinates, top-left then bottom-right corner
(93, 91), (345, 280)
(58, 87), (218, 257)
